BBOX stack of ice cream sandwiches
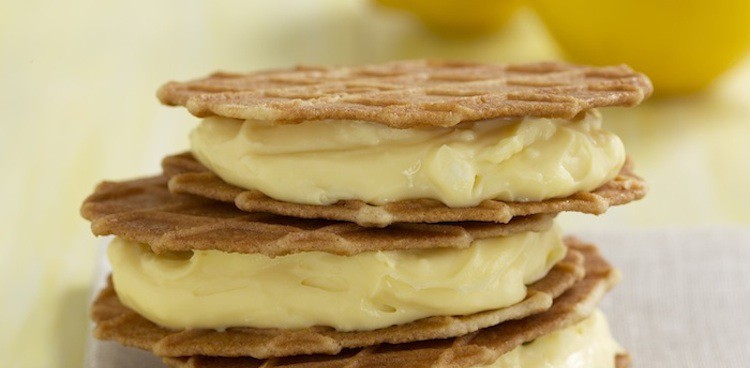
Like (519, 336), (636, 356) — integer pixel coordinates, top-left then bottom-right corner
(83, 60), (652, 368)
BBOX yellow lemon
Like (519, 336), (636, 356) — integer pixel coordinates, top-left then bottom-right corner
(375, 0), (523, 36)
(529, 0), (750, 95)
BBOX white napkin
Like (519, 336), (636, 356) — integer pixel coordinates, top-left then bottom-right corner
(85, 228), (750, 368)
(586, 228), (750, 368)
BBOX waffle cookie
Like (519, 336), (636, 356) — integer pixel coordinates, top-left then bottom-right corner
(162, 152), (646, 227)
(85, 59), (651, 368)
(157, 60), (652, 128)
(166, 354), (631, 368)
(164, 353), (631, 368)
(81, 175), (555, 256)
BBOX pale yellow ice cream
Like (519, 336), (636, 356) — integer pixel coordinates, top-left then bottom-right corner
(476, 309), (623, 368)
(190, 110), (625, 207)
(108, 226), (566, 331)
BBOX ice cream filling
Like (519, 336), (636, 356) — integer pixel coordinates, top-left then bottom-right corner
(189, 110), (625, 207)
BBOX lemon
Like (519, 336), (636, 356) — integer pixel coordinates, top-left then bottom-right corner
(375, 0), (523, 36)
(529, 0), (750, 95)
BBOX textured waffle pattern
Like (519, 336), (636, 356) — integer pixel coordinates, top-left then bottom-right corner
(81, 175), (554, 256)
(163, 152), (646, 227)
(157, 60), (652, 128)
(150, 241), (622, 368)
(91, 245), (584, 358)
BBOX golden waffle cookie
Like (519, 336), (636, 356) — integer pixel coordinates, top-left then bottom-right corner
(80, 175), (555, 256)
(164, 353), (630, 368)
(95, 240), (619, 367)
(91, 243), (585, 358)
(157, 60), (652, 128)
(163, 152), (646, 227)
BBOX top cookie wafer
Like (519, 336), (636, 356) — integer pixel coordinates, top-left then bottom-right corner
(157, 60), (653, 128)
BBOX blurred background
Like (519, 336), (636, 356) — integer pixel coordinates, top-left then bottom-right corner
(1, 0), (749, 367)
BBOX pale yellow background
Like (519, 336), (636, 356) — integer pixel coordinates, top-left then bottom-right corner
(1, 1), (749, 367)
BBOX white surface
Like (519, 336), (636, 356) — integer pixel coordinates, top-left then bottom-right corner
(86, 228), (750, 368)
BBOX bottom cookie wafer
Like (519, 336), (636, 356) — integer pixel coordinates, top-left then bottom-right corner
(162, 353), (631, 368)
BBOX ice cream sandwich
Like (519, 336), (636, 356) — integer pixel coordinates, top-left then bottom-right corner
(83, 59), (652, 368)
